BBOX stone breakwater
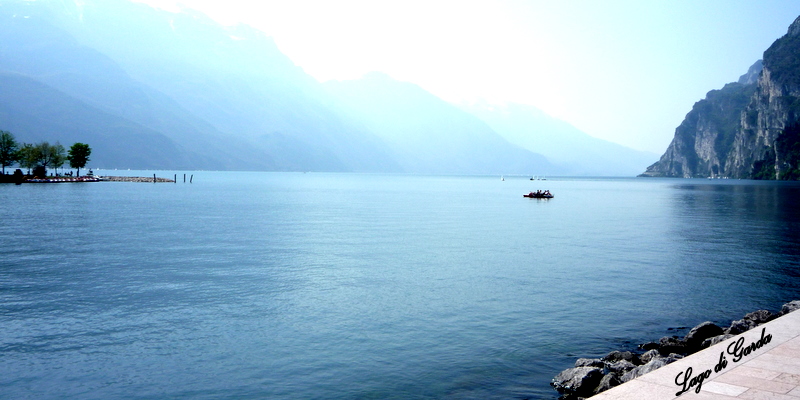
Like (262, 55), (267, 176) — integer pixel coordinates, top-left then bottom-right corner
(551, 300), (800, 399)
(98, 176), (175, 183)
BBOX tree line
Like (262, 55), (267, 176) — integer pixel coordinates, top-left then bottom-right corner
(0, 130), (92, 177)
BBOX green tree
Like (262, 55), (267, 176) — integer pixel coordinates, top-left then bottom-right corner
(67, 143), (91, 177)
(50, 142), (66, 175)
(32, 141), (66, 175)
(18, 143), (36, 174)
(33, 141), (52, 172)
(0, 130), (20, 174)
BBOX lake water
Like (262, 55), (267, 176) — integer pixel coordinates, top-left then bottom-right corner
(2, 172), (800, 399)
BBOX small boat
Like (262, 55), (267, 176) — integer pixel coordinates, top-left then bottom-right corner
(523, 190), (554, 199)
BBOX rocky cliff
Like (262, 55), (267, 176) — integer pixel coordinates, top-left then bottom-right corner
(642, 16), (800, 179)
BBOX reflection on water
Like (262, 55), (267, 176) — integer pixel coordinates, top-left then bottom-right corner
(668, 181), (800, 317)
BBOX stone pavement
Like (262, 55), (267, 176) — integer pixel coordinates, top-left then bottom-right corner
(591, 308), (800, 399)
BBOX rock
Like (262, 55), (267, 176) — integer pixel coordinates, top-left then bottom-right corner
(658, 336), (688, 355)
(728, 310), (775, 334)
(727, 319), (752, 335)
(602, 350), (640, 365)
(684, 321), (724, 350)
(639, 341), (659, 351)
(593, 373), (621, 395)
(605, 360), (636, 374)
(744, 310), (774, 324)
(97, 175), (176, 183)
(620, 355), (681, 383)
(551, 367), (604, 398)
(553, 301), (800, 399)
(701, 334), (734, 349)
(575, 358), (604, 368)
(639, 349), (661, 364)
(781, 300), (800, 315)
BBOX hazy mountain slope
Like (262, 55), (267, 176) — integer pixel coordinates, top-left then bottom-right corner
(0, 5), (271, 170)
(42, 0), (401, 172)
(0, 0), (603, 175)
(0, 0), (400, 172)
(463, 103), (659, 176)
(325, 73), (559, 175)
(0, 72), (191, 169)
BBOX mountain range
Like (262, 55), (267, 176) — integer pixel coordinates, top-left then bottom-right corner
(0, 0), (655, 175)
(462, 102), (657, 176)
(642, 16), (800, 179)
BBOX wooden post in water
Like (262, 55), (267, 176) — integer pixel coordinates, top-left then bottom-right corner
(153, 173), (156, 183)
(183, 174), (186, 183)
(174, 174), (176, 183)
(190, 175), (193, 183)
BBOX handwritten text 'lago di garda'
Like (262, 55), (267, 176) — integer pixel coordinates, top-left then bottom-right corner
(674, 327), (772, 396)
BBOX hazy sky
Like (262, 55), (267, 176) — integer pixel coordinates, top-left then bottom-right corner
(136, 0), (800, 154)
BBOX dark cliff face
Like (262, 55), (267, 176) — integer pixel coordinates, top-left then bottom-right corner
(642, 81), (756, 178)
(642, 16), (800, 179)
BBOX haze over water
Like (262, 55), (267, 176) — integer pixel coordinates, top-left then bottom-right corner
(2, 173), (800, 399)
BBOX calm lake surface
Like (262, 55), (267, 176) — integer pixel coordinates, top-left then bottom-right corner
(2, 172), (800, 399)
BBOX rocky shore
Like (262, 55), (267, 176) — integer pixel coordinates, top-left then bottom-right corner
(2, 174), (175, 184)
(98, 176), (175, 183)
(551, 300), (800, 399)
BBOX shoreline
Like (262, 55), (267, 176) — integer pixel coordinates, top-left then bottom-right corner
(552, 300), (800, 399)
(96, 175), (176, 183)
(0, 175), (177, 183)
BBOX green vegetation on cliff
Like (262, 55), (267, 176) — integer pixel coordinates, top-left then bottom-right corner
(764, 26), (800, 89)
(775, 123), (800, 180)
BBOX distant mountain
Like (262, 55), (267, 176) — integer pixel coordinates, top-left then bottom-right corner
(0, 72), (193, 169)
(0, 0), (645, 175)
(0, 0), (400, 172)
(642, 15), (800, 179)
(324, 73), (558, 175)
(0, 4), (268, 170)
(54, 0), (401, 172)
(462, 102), (658, 176)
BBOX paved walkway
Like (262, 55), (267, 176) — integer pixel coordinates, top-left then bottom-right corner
(592, 309), (800, 399)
